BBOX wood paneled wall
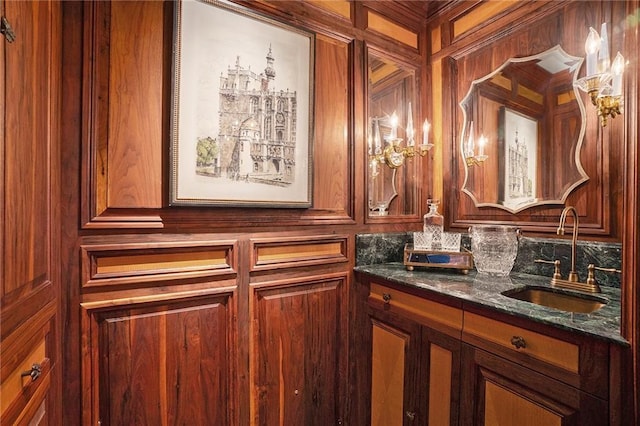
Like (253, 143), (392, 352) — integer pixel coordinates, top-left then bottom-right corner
(77, 0), (429, 231)
(429, 1), (627, 239)
(55, 0), (640, 423)
(59, 1), (429, 424)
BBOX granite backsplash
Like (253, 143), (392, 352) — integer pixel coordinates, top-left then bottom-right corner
(355, 232), (622, 289)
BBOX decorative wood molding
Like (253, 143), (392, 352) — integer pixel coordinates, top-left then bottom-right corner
(436, 1), (621, 237)
(80, 285), (236, 311)
(369, 282), (463, 336)
(81, 238), (237, 289)
(250, 235), (348, 272)
(366, 10), (418, 49)
(306, 1), (351, 20)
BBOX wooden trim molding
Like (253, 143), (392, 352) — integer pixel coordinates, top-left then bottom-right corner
(621, 0), (640, 421)
(306, 1), (351, 20)
(81, 238), (237, 289)
(368, 283), (463, 336)
(366, 10), (418, 49)
(250, 235), (348, 272)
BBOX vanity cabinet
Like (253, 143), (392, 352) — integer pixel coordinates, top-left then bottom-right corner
(365, 282), (463, 425)
(459, 344), (607, 425)
(460, 309), (610, 425)
(355, 271), (620, 426)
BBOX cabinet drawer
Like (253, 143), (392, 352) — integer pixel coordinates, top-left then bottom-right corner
(369, 283), (463, 332)
(463, 312), (579, 373)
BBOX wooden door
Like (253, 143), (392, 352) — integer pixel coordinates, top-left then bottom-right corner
(459, 344), (608, 426)
(368, 309), (422, 426)
(88, 294), (235, 425)
(251, 277), (347, 425)
(422, 327), (461, 426)
(0, 0), (61, 424)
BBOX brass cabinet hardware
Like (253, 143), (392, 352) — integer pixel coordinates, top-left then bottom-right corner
(1, 17), (16, 43)
(510, 336), (526, 349)
(405, 411), (416, 421)
(382, 293), (391, 303)
(21, 363), (42, 382)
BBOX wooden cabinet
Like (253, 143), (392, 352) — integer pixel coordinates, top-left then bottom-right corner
(459, 344), (608, 426)
(77, 237), (240, 425)
(1, 0), (61, 423)
(460, 309), (612, 426)
(251, 276), (347, 425)
(355, 273), (619, 426)
(365, 282), (463, 425)
(74, 234), (350, 424)
(83, 292), (236, 424)
(85, 293), (235, 425)
(369, 305), (423, 425)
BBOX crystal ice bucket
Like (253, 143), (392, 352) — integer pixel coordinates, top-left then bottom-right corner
(470, 225), (519, 276)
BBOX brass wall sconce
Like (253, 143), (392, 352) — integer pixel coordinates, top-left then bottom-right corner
(368, 103), (433, 174)
(575, 23), (625, 127)
(464, 121), (488, 167)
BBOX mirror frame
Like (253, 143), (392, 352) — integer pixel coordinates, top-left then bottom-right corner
(365, 44), (422, 221)
(459, 45), (589, 213)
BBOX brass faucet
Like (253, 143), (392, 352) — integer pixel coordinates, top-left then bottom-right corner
(536, 206), (602, 293)
(535, 206), (621, 293)
(557, 206), (580, 283)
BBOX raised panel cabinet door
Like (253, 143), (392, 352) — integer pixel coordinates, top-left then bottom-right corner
(368, 308), (423, 426)
(422, 327), (461, 426)
(371, 318), (421, 426)
(0, 0), (61, 423)
(459, 344), (608, 426)
(252, 277), (346, 425)
(91, 294), (235, 425)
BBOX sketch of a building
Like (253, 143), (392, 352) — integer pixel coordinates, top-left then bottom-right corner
(196, 46), (297, 186)
(508, 129), (533, 198)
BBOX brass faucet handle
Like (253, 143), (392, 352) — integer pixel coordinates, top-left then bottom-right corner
(592, 265), (622, 274)
(587, 264), (621, 292)
(535, 259), (562, 280)
(585, 264), (602, 293)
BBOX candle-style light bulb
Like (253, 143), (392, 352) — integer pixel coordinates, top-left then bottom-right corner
(406, 103), (415, 146)
(367, 118), (373, 154)
(478, 134), (487, 157)
(422, 119), (431, 147)
(611, 51), (624, 96)
(374, 119), (382, 153)
(389, 111), (398, 140)
(585, 27), (600, 77)
(467, 121), (475, 157)
(598, 23), (610, 74)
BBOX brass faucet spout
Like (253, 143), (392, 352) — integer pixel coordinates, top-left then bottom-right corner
(558, 206), (579, 282)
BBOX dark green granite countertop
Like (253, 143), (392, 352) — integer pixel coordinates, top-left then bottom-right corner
(354, 262), (628, 346)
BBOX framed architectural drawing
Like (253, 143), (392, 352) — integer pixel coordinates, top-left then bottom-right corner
(170, 0), (314, 207)
(498, 107), (539, 211)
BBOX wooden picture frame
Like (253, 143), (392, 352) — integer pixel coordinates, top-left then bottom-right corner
(170, 0), (315, 207)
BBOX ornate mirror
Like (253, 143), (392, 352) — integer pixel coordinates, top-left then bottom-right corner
(460, 45), (588, 213)
(367, 48), (417, 217)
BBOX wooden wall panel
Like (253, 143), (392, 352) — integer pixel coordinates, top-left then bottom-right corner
(80, 236), (237, 289)
(313, 35), (352, 214)
(432, 1), (623, 238)
(83, 293), (235, 425)
(107, 1), (163, 208)
(250, 234), (348, 271)
(250, 275), (347, 425)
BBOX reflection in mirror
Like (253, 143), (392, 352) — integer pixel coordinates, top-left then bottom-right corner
(460, 45), (588, 213)
(367, 50), (415, 216)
